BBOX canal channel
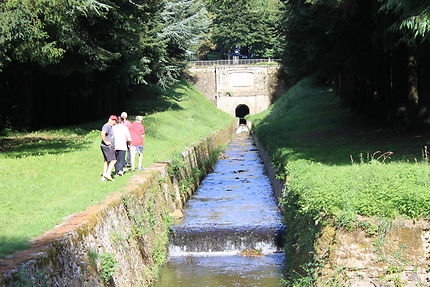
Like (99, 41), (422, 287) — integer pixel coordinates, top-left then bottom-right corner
(155, 129), (285, 286)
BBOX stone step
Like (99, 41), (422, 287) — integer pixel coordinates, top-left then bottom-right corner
(169, 225), (284, 255)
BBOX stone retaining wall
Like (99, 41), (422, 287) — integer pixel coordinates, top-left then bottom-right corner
(250, 132), (284, 206)
(0, 123), (235, 287)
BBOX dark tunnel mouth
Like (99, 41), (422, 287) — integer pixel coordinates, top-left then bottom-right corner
(235, 104), (250, 119)
(239, 118), (247, 125)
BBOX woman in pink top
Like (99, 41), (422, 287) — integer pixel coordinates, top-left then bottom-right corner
(129, 115), (145, 171)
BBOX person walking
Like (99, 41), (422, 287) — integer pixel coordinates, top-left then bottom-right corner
(100, 115), (117, 181)
(121, 112), (132, 167)
(112, 116), (131, 176)
(129, 115), (145, 171)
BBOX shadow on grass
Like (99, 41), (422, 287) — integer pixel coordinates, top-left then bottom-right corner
(0, 236), (30, 259)
(0, 136), (91, 158)
(0, 83), (193, 159)
(127, 83), (185, 117)
(253, 86), (430, 167)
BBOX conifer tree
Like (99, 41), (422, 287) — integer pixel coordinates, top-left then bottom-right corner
(155, 0), (211, 87)
(206, 0), (283, 58)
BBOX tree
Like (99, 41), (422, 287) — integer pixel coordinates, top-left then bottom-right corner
(206, 0), (283, 58)
(155, 0), (212, 87)
(281, 0), (430, 126)
(1, 0), (213, 129)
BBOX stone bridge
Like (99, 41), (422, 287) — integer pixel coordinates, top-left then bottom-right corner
(189, 60), (286, 120)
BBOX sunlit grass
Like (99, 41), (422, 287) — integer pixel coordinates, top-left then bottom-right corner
(0, 81), (233, 258)
(250, 78), (430, 223)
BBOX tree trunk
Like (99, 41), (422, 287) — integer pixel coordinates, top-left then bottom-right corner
(340, 71), (355, 108)
(417, 43), (430, 124)
(377, 51), (391, 120)
(406, 46), (419, 124)
(22, 70), (34, 128)
(390, 45), (409, 123)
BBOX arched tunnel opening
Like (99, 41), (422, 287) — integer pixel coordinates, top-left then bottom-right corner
(235, 104), (250, 125)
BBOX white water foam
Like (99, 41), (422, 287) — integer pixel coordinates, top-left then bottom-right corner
(168, 241), (279, 257)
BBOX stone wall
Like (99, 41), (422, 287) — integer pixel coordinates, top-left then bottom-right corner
(215, 66), (269, 97)
(189, 65), (285, 117)
(249, 129), (284, 207)
(250, 126), (430, 287)
(0, 123), (235, 287)
(190, 67), (217, 104)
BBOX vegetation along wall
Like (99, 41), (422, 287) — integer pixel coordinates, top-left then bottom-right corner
(0, 123), (235, 287)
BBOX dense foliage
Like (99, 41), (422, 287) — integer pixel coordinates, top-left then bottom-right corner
(205, 0), (284, 58)
(281, 0), (430, 127)
(0, 0), (210, 129)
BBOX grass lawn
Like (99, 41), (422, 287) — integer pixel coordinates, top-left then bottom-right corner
(0, 81), (233, 259)
(250, 78), (430, 225)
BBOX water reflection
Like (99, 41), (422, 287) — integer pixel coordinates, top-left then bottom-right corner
(156, 254), (284, 287)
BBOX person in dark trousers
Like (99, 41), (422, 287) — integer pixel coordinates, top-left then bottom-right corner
(100, 115), (117, 181)
(112, 116), (131, 176)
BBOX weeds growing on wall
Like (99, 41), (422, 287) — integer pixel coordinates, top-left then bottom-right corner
(118, 177), (175, 284)
(99, 253), (118, 286)
(168, 146), (225, 197)
(12, 269), (48, 287)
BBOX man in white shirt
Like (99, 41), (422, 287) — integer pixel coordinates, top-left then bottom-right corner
(112, 116), (131, 176)
(121, 111), (132, 167)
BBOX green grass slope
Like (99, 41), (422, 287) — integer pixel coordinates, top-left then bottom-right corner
(0, 81), (233, 258)
(250, 78), (430, 225)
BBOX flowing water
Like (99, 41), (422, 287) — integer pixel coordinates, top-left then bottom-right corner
(156, 129), (285, 286)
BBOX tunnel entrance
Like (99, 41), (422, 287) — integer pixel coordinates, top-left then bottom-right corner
(235, 104), (250, 125)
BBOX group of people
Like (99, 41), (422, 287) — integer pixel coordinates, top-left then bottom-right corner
(100, 112), (145, 181)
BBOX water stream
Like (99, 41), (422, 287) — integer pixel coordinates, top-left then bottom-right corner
(155, 129), (285, 286)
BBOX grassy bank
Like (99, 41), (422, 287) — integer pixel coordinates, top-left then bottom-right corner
(249, 78), (430, 283)
(0, 82), (232, 259)
(251, 77), (430, 222)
